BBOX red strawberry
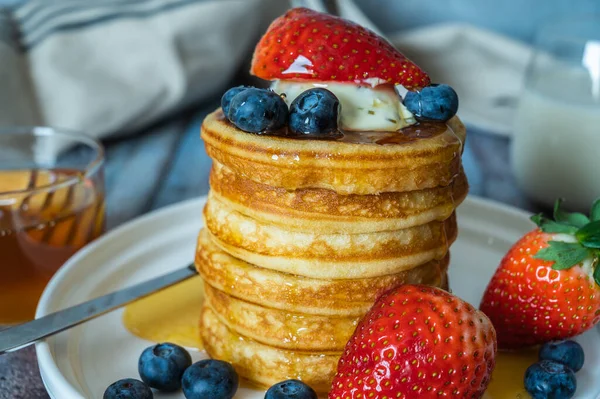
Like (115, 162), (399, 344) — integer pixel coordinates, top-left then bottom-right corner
(329, 285), (497, 399)
(480, 199), (600, 350)
(251, 7), (430, 90)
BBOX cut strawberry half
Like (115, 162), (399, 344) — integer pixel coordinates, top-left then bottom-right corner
(251, 7), (430, 90)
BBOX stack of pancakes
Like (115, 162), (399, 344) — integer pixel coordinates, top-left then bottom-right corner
(196, 110), (468, 392)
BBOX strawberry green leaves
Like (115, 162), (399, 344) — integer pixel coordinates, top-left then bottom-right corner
(591, 199), (600, 222)
(575, 220), (600, 249)
(553, 199), (590, 228)
(594, 260), (600, 286)
(531, 214), (578, 234)
(532, 199), (600, 236)
(531, 198), (600, 274)
(534, 241), (590, 270)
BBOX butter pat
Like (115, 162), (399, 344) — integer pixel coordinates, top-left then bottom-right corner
(271, 81), (416, 131)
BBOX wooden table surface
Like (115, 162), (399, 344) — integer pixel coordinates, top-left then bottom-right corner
(0, 97), (542, 399)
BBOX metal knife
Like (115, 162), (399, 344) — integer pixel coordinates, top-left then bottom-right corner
(0, 264), (198, 355)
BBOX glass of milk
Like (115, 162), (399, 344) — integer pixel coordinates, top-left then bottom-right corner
(511, 17), (600, 211)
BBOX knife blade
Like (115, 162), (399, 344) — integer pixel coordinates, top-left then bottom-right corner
(0, 264), (198, 355)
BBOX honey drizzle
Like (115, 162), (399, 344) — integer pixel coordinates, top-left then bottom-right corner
(215, 110), (450, 145)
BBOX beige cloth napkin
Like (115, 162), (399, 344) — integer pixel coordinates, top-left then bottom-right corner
(0, 0), (288, 139)
(0, 0), (531, 140)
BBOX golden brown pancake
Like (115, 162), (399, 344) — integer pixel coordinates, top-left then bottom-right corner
(200, 306), (339, 392)
(203, 195), (456, 278)
(201, 110), (466, 195)
(204, 270), (449, 353)
(195, 228), (449, 315)
(204, 283), (360, 351)
(210, 161), (468, 234)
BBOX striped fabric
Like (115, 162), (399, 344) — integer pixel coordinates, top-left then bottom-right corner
(0, 8), (16, 47)
(3, 0), (212, 50)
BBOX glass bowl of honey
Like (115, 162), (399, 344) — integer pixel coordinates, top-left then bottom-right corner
(0, 127), (105, 325)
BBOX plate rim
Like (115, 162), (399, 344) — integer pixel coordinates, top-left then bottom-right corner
(34, 194), (533, 398)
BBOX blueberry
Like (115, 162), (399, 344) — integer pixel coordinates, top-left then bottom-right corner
(182, 359), (239, 399)
(524, 360), (577, 399)
(221, 86), (250, 116)
(138, 342), (192, 392)
(265, 379), (318, 399)
(289, 88), (341, 138)
(539, 340), (585, 372)
(403, 83), (459, 122)
(103, 378), (153, 399)
(227, 88), (288, 133)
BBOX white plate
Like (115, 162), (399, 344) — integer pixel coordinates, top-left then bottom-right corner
(35, 195), (600, 399)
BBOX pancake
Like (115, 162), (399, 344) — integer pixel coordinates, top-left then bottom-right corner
(200, 305), (339, 392)
(203, 194), (456, 279)
(210, 161), (468, 234)
(201, 110), (466, 195)
(198, 102), (466, 391)
(205, 283), (360, 351)
(195, 228), (450, 315)
(205, 269), (449, 352)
